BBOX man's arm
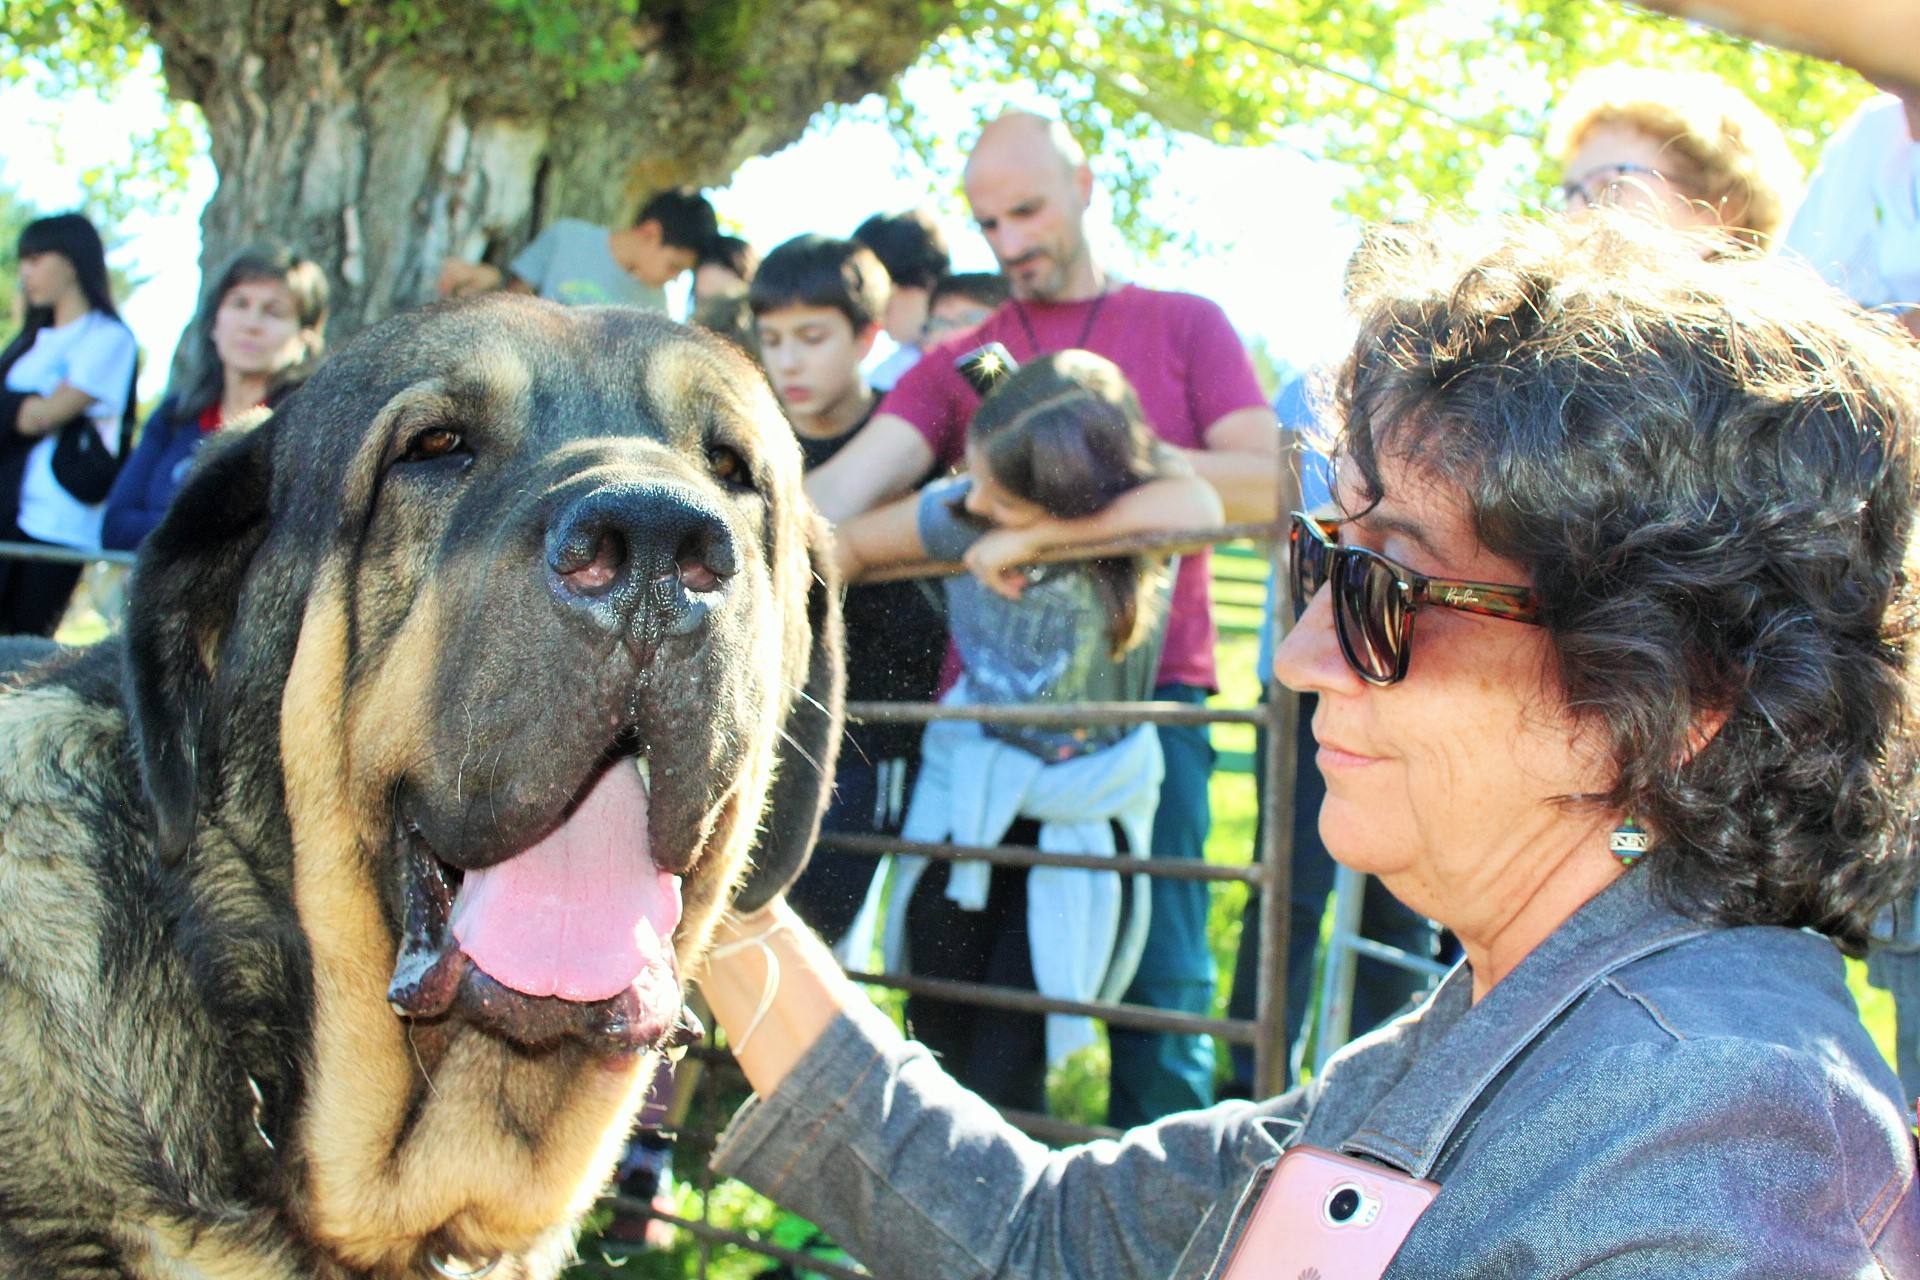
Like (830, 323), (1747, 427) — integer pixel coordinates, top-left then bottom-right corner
(803, 413), (937, 523)
(833, 492), (927, 582)
(436, 260), (535, 299)
(1180, 405), (1282, 525)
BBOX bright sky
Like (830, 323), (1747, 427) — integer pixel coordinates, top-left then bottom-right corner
(1, 59), (1369, 401)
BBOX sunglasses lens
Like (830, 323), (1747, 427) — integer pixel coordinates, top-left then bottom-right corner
(1288, 517), (1330, 620)
(1334, 552), (1407, 684)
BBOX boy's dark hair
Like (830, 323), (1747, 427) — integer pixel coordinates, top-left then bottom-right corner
(930, 271), (1010, 313)
(635, 188), (719, 251)
(852, 209), (949, 291)
(697, 234), (758, 282)
(748, 235), (890, 332)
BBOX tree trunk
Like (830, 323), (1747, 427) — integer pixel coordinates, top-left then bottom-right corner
(123, 0), (952, 343)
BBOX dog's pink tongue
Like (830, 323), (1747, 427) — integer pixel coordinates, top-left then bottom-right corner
(449, 763), (680, 1003)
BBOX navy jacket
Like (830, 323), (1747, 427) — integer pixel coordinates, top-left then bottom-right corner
(100, 397), (204, 552)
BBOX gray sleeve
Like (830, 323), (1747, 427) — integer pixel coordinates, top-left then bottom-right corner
(916, 475), (983, 563)
(508, 224), (561, 292)
(712, 1000), (1297, 1280)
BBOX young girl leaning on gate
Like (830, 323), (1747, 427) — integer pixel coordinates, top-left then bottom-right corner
(833, 348), (1222, 1115)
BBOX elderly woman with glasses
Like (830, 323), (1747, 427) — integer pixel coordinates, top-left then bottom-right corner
(1547, 65), (1801, 247)
(694, 215), (1920, 1278)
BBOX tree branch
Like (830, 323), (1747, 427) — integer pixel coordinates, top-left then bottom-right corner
(1144, 0), (1534, 142)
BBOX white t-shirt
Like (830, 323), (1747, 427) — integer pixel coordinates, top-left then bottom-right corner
(1783, 95), (1920, 314)
(866, 341), (922, 392)
(4, 311), (138, 549)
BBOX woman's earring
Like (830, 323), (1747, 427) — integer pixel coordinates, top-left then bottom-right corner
(1608, 817), (1651, 868)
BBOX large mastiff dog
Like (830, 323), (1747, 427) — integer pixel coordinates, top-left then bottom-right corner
(0, 297), (841, 1278)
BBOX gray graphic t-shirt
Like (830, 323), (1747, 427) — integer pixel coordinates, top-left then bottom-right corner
(918, 475), (1169, 761)
(509, 219), (668, 311)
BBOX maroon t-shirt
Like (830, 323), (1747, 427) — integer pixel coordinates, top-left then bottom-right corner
(876, 284), (1268, 690)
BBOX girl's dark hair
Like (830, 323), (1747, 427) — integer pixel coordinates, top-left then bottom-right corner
(2, 212), (135, 438)
(1331, 213), (1920, 952)
(171, 244), (330, 421)
(16, 212), (118, 321)
(968, 350), (1179, 657)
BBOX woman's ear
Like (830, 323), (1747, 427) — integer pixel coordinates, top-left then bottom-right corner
(122, 418), (277, 863)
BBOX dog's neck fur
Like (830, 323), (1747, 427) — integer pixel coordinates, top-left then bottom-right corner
(268, 583), (650, 1278)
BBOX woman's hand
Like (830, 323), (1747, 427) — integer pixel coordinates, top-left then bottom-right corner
(702, 898), (855, 1097)
(964, 527), (1043, 600)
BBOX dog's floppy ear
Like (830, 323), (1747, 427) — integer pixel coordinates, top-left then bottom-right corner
(123, 418), (277, 863)
(732, 520), (845, 912)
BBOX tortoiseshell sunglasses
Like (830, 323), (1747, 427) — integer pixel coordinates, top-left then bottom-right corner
(1288, 511), (1542, 686)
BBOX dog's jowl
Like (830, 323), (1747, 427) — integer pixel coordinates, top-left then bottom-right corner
(0, 297), (841, 1279)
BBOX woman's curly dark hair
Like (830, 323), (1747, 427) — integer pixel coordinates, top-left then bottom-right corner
(1331, 214), (1920, 953)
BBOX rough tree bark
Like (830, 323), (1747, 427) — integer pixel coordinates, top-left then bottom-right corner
(121, 0), (954, 341)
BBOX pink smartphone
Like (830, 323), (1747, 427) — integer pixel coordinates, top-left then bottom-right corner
(1216, 1145), (1439, 1280)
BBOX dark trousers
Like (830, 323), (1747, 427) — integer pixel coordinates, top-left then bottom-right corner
(788, 753), (914, 946)
(1227, 693), (1436, 1092)
(0, 523), (82, 638)
(903, 819), (1049, 1114)
(903, 816), (1140, 1116)
(1108, 683), (1218, 1128)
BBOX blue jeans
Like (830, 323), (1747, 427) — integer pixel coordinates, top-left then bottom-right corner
(1108, 683), (1217, 1127)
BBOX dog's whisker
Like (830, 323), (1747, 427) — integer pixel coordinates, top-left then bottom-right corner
(774, 727), (827, 777)
(405, 1022), (442, 1100)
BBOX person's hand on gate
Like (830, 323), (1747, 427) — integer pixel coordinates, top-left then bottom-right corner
(963, 526), (1041, 599)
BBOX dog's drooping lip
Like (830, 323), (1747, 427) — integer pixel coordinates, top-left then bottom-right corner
(385, 753), (686, 1055)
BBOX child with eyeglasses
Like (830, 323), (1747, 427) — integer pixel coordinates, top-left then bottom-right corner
(831, 348), (1221, 1113)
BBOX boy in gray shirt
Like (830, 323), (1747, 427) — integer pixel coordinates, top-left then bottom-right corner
(437, 187), (717, 311)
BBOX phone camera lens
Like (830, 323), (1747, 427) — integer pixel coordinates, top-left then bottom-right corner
(1327, 1185), (1362, 1224)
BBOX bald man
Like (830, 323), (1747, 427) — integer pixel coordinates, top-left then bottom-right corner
(813, 110), (1280, 1128)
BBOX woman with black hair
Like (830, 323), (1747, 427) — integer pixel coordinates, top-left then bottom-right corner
(0, 212), (138, 635)
(701, 217), (1920, 1277)
(102, 244), (328, 551)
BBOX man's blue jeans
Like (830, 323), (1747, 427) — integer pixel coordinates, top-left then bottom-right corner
(1109, 683), (1217, 1127)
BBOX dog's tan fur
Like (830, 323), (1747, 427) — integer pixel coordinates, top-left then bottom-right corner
(0, 299), (842, 1279)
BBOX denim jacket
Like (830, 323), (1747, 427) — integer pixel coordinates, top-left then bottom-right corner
(713, 871), (1920, 1278)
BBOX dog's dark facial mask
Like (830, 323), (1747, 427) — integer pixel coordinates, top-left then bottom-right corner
(126, 298), (841, 1065)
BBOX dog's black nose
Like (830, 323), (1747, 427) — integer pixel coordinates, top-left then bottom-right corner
(546, 481), (737, 639)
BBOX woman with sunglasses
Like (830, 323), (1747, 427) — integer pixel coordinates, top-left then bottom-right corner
(695, 215), (1920, 1278)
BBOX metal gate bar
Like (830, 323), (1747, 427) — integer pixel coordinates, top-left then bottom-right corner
(818, 831), (1263, 883)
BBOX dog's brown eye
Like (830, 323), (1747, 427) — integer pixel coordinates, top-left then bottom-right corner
(707, 444), (749, 486)
(401, 427), (465, 463)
